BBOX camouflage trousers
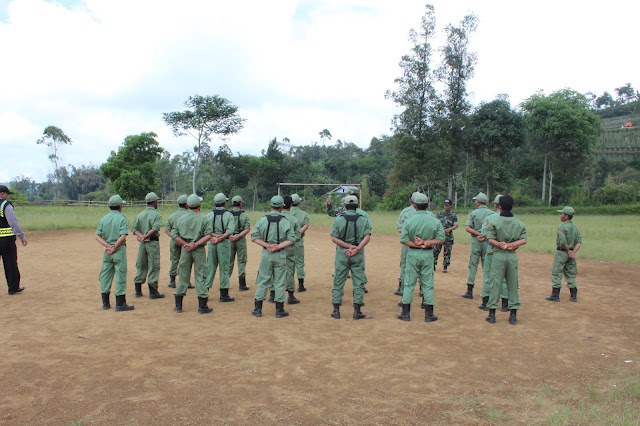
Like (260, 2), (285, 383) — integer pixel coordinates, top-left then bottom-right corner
(433, 240), (453, 267)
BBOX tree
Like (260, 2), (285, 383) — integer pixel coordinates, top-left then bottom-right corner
(163, 95), (245, 194)
(595, 91), (614, 109)
(100, 132), (163, 200)
(614, 83), (639, 113)
(319, 129), (332, 146)
(36, 125), (72, 198)
(58, 165), (106, 200)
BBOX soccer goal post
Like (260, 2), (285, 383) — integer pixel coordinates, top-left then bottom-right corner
(276, 182), (362, 209)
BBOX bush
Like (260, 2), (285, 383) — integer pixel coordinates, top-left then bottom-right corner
(592, 179), (640, 205)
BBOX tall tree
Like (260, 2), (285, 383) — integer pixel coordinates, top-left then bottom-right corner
(163, 95), (245, 194)
(36, 125), (72, 198)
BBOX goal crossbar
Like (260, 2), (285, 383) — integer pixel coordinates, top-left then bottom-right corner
(277, 183), (362, 208)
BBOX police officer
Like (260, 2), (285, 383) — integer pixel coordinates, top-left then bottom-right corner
(0, 185), (27, 295)
(461, 192), (493, 299)
(484, 195), (527, 325)
(250, 196), (296, 318)
(433, 199), (458, 273)
(546, 206), (582, 302)
(171, 194), (214, 314)
(478, 195), (509, 312)
(165, 194), (191, 289)
(228, 195), (251, 291)
(132, 192), (164, 299)
(290, 193), (309, 292)
(398, 193), (445, 322)
(330, 195), (371, 320)
(95, 195), (133, 311)
(205, 193), (236, 302)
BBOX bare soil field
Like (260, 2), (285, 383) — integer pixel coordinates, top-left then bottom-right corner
(0, 228), (638, 425)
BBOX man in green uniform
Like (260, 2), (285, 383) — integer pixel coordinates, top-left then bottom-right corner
(205, 193), (236, 302)
(398, 193), (445, 322)
(95, 195), (134, 311)
(228, 195), (251, 292)
(165, 194), (190, 289)
(461, 192), (493, 299)
(251, 196), (296, 318)
(478, 195), (509, 312)
(279, 195), (301, 304)
(546, 206), (582, 302)
(132, 192), (164, 300)
(290, 193), (309, 292)
(395, 194), (417, 296)
(330, 195), (372, 320)
(433, 199), (458, 273)
(171, 194), (214, 314)
(484, 195), (527, 325)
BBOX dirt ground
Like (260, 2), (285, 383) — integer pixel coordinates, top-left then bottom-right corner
(0, 227), (638, 425)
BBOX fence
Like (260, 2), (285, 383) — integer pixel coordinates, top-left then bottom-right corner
(12, 199), (179, 207)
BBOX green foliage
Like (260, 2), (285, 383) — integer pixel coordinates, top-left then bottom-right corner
(592, 179), (640, 205)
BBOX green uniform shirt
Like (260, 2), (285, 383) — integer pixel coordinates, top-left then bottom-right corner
(556, 220), (582, 249)
(251, 212), (296, 244)
(436, 209), (458, 242)
(330, 210), (372, 245)
(230, 207), (250, 235)
(132, 207), (162, 236)
(481, 211), (500, 253)
(400, 211), (445, 244)
(165, 207), (189, 239)
(96, 210), (129, 244)
(282, 211), (301, 241)
(206, 208), (235, 235)
(290, 206), (309, 240)
(486, 214), (527, 245)
(397, 206), (416, 229)
(465, 205), (493, 234)
(172, 210), (213, 242)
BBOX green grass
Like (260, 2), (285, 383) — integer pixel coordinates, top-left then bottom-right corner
(15, 206), (640, 264)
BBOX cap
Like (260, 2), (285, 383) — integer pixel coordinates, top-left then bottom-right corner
(291, 193), (301, 205)
(412, 192), (428, 204)
(444, 199), (452, 205)
(177, 195), (188, 204)
(473, 192), (488, 204)
(109, 195), (125, 206)
(343, 195), (359, 205)
(231, 195), (243, 204)
(0, 185), (14, 195)
(145, 192), (160, 203)
(213, 193), (227, 204)
(270, 195), (284, 207)
(493, 194), (503, 204)
(187, 194), (203, 208)
(557, 206), (575, 215)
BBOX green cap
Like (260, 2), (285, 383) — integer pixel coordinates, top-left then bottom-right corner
(473, 192), (488, 204)
(270, 195), (284, 208)
(145, 192), (160, 203)
(557, 206), (575, 215)
(412, 192), (428, 204)
(291, 193), (301, 205)
(177, 195), (188, 204)
(493, 194), (503, 204)
(108, 195), (125, 206)
(213, 193), (227, 204)
(231, 195), (243, 204)
(187, 194), (203, 208)
(343, 195), (359, 205)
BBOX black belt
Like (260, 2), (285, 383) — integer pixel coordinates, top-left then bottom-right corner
(556, 246), (573, 252)
(410, 246), (432, 250)
(148, 236), (159, 241)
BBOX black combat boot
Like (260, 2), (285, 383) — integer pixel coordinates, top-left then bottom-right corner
(134, 282), (143, 298)
(485, 308), (496, 324)
(501, 298), (509, 312)
(461, 284), (474, 299)
(268, 290), (275, 303)
(197, 297), (213, 314)
(421, 297), (426, 310)
(174, 295), (183, 313)
(363, 286), (368, 294)
(443, 265), (448, 273)
(353, 303), (366, 320)
(569, 287), (578, 302)
(168, 275), (176, 288)
(149, 284), (165, 299)
(275, 301), (289, 318)
(394, 282), (402, 296)
(425, 304), (438, 322)
(297, 278), (306, 292)
(509, 309), (517, 325)
(238, 276), (249, 291)
(478, 296), (489, 311)
(397, 299), (403, 307)
(115, 295), (134, 311)
(101, 293), (110, 310)
(287, 290), (300, 304)
(545, 287), (560, 302)
(397, 303), (411, 321)
(252, 299), (263, 317)
(219, 288), (235, 302)
(331, 303), (341, 319)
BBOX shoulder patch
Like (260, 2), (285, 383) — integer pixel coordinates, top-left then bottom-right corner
(558, 230), (562, 235)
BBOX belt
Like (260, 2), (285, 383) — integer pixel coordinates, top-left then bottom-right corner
(148, 236), (159, 241)
(0, 227), (15, 237)
(410, 246), (432, 250)
(556, 246), (573, 252)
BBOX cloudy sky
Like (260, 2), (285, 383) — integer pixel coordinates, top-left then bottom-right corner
(1, 0), (638, 183)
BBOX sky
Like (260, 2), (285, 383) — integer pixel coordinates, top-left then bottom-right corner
(0, 0), (638, 183)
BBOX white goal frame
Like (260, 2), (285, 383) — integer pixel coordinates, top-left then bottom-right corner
(276, 182), (362, 208)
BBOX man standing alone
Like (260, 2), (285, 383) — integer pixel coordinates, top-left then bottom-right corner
(546, 206), (582, 302)
(0, 185), (27, 295)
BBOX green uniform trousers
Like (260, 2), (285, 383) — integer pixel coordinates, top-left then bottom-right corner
(480, 252), (508, 299)
(466, 238), (488, 286)
(229, 238), (247, 278)
(294, 240), (306, 279)
(402, 248), (435, 305)
(255, 249), (287, 303)
(134, 240), (160, 289)
(398, 244), (408, 290)
(433, 240), (453, 267)
(99, 247), (127, 296)
(174, 246), (208, 298)
(206, 239), (230, 289)
(332, 248), (366, 305)
(551, 250), (577, 289)
(487, 251), (521, 310)
(168, 239), (181, 277)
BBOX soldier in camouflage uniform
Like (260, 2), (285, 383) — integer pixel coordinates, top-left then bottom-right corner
(433, 199), (458, 273)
